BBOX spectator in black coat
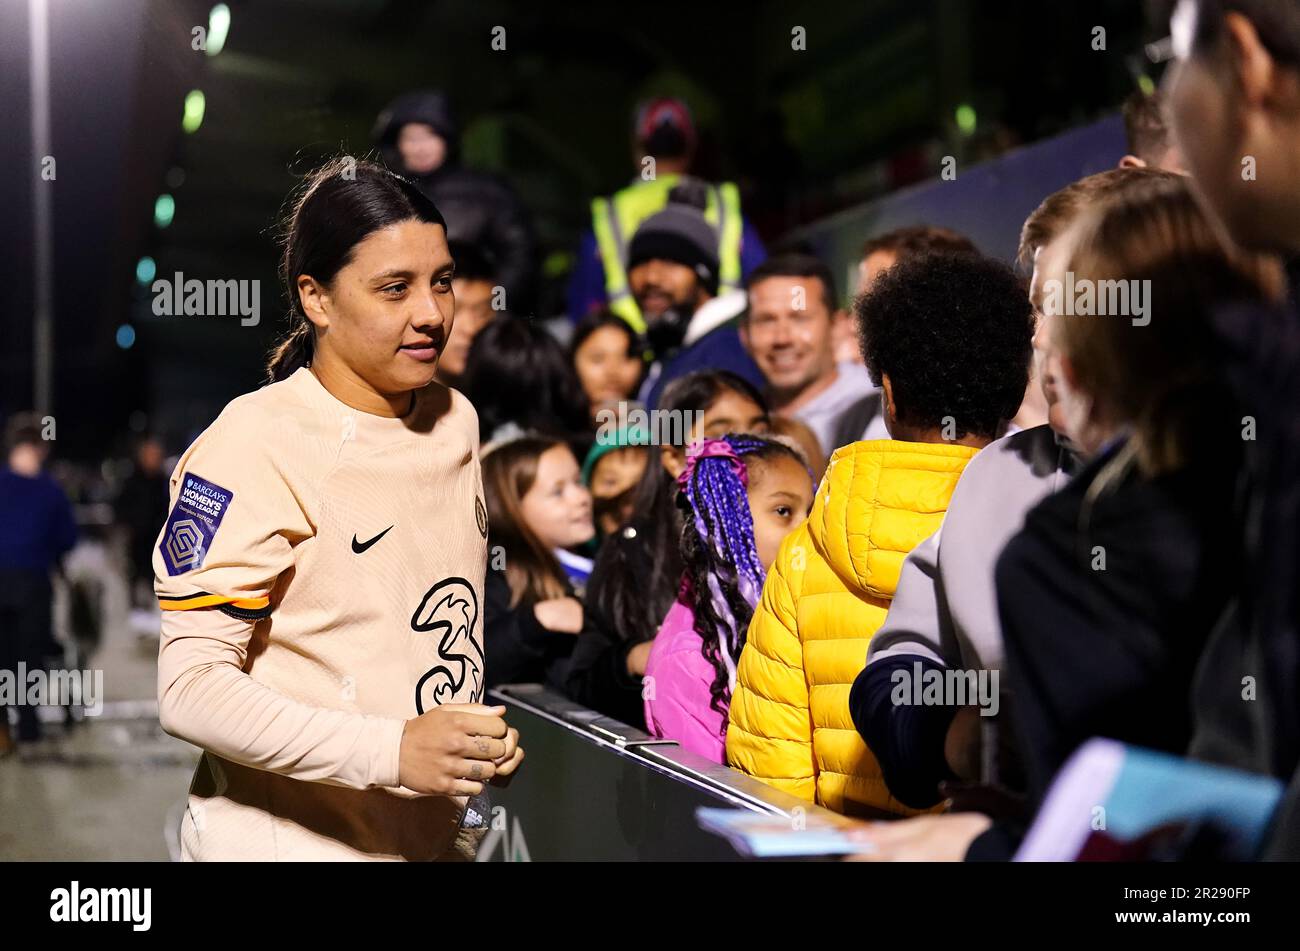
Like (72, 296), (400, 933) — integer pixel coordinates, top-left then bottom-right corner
(1164, 0), (1300, 860)
(373, 90), (537, 314)
(114, 435), (169, 608)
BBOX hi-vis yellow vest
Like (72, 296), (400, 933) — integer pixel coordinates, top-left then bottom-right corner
(591, 175), (743, 333)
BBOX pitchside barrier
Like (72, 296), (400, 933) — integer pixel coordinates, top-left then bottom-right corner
(478, 684), (852, 861)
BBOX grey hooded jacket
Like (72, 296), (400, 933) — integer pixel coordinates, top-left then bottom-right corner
(848, 424), (1079, 808)
(866, 424), (1079, 675)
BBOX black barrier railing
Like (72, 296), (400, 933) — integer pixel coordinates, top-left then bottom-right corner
(477, 684), (849, 861)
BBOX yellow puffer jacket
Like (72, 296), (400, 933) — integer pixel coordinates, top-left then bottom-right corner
(725, 439), (977, 816)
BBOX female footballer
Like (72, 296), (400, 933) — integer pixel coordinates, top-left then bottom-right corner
(154, 157), (522, 861)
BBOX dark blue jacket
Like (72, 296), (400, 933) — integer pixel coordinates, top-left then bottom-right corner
(0, 468), (78, 573)
(644, 323), (764, 410)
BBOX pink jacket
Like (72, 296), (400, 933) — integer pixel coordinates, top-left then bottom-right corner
(643, 599), (728, 763)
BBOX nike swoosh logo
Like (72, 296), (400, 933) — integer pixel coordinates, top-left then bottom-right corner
(352, 525), (393, 554)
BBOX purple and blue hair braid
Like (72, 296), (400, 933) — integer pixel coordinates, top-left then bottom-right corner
(676, 434), (786, 695)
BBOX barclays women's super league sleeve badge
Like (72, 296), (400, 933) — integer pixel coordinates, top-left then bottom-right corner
(159, 473), (234, 576)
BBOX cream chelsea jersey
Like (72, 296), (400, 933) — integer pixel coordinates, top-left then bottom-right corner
(153, 367), (489, 860)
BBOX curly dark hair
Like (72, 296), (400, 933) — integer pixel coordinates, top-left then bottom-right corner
(675, 434), (807, 726)
(855, 252), (1034, 441)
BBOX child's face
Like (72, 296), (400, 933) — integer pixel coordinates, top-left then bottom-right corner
(590, 446), (649, 535)
(575, 326), (642, 413)
(662, 389), (770, 478)
(521, 445), (595, 551)
(746, 454), (814, 570)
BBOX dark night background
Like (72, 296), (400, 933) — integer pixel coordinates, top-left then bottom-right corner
(0, 0), (1160, 459)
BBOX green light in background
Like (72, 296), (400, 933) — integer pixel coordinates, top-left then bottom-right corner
(136, 256), (156, 284)
(955, 104), (977, 136)
(154, 194), (175, 229)
(1137, 74), (1156, 97)
(183, 89), (206, 133)
(543, 250), (574, 278)
(207, 5), (231, 57)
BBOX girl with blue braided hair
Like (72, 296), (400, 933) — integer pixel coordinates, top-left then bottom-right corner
(643, 434), (813, 762)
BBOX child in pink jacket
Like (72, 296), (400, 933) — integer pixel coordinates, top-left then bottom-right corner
(643, 435), (814, 763)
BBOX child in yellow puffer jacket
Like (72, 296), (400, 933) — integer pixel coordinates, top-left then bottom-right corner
(725, 250), (1036, 816)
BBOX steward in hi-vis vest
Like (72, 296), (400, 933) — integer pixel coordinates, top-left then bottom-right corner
(592, 174), (743, 332)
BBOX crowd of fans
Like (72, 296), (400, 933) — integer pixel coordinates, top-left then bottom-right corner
(8, 0), (1300, 862)
(463, 0), (1300, 862)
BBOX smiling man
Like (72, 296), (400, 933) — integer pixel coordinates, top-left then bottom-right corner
(740, 254), (876, 455)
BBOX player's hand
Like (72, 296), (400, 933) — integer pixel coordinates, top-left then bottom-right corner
(533, 597), (583, 634)
(398, 703), (509, 796)
(488, 724), (524, 787)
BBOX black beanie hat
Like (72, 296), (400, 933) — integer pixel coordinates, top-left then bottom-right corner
(626, 183), (720, 295)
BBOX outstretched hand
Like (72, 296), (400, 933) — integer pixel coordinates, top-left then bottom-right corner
(843, 813), (992, 862)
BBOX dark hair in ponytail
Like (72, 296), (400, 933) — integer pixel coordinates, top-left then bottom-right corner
(267, 156), (446, 383)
